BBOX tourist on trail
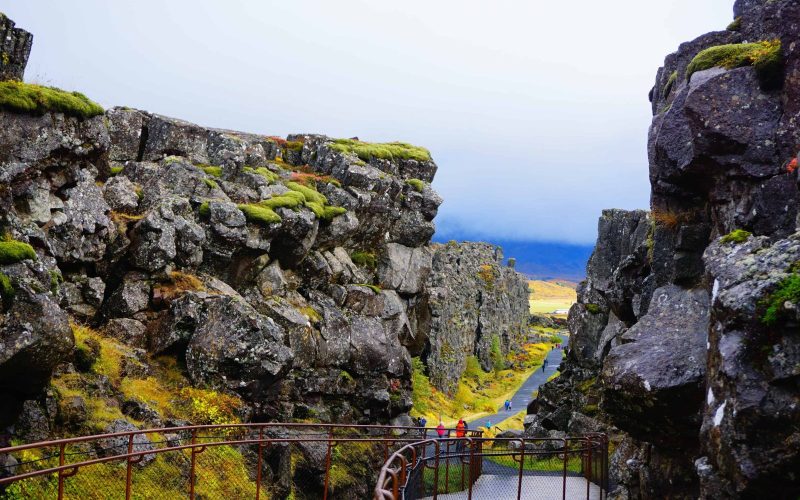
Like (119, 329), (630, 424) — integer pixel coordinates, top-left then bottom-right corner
(419, 416), (427, 437)
(503, 400), (509, 411)
(436, 422), (446, 438)
(456, 418), (466, 453)
(544, 358), (548, 368)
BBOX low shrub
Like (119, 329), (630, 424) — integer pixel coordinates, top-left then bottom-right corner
(0, 81), (104, 119)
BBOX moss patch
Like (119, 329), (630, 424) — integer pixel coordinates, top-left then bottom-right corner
(203, 178), (218, 189)
(663, 71), (678, 98)
(585, 303), (602, 314)
(405, 178), (426, 192)
(238, 203), (281, 225)
(0, 272), (14, 304)
(0, 239), (36, 264)
(196, 164), (223, 178)
(243, 166), (280, 183)
(0, 81), (104, 119)
(355, 283), (382, 294)
(259, 191), (306, 210)
(305, 201), (346, 221)
(686, 40), (783, 89)
(727, 16), (742, 31)
(720, 229), (751, 244)
(286, 181), (327, 205)
(351, 251), (377, 269)
(330, 138), (432, 162)
(760, 274), (800, 326)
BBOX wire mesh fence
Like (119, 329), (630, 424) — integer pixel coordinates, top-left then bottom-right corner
(0, 423), (462, 500)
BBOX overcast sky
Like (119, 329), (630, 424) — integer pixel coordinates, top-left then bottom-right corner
(7, 1), (734, 244)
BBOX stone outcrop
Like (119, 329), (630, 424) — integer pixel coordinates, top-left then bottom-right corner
(424, 242), (529, 393)
(526, 1), (800, 498)
(0, 13), (32, 81)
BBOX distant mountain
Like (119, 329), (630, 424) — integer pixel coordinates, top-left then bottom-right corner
(432, 237), (593, 281)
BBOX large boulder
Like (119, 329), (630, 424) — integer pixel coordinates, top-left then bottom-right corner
(0, 13), (32, 81)
(601, 285), (709, 447)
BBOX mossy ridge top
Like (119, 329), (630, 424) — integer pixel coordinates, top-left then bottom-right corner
(0, 81), (104, 119)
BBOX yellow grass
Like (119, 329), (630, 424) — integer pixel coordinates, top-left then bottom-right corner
(528, 280), (576, 315)
(411, 343), (551, 427)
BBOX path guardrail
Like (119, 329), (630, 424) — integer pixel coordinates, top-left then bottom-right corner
(374, 433), (608, 500)
(0, 422), (481, 500)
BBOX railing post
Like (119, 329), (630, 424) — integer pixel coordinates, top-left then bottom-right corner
(189, 429), (197, 500)
(444, 439), (450, 494)
(256, 428), (264, 500)
(466, 439), (474, 500)
(323, 426), (333, 500)
(433, 440), (440, 500)
(586, 438), (592, 500)
(57, 442), (65, 500)
(562, 438), (568, 500)
(125, 433), (134, 500)
(517, 438), (525, 500)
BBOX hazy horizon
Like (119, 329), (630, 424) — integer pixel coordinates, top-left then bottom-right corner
(6, 1), (734, 245)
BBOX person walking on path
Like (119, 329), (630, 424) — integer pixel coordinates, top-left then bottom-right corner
(419, 416), (427, 437)
(455, 418), (466, 453)
(436, 421), (446, 439)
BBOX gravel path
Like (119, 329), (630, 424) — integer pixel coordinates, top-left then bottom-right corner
(423, 474), (602, 500)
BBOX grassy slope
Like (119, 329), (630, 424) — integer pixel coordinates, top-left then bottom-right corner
(411, 342), (553, 427)
(528, 280), (577, 315)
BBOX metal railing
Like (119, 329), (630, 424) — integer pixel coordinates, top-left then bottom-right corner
(0, 422), (481, 500)
(374, 433), (608, 500)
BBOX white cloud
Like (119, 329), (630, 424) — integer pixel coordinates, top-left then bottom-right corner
(7, 0), (734, 244)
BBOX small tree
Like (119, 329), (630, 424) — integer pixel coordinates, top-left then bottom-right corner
(490, 335), (505, 375)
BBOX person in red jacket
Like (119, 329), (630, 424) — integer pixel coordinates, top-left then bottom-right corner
(436, 422), (446, 438)
(455, 418), (466, 453)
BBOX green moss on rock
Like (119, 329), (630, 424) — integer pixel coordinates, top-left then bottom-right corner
(238, 204), (281, 225)
(406, 178), (426, 192)
(0, 272), (14, 303)
(259, 191), (306, 210)
(351, 251), (377, 269)
(727, 16), (742, 31)
(0, 239), (36, 264)
(203, 178), (218, 189)
(585, 303), (602, 315)
(720, 229), (751, 244)
(686, 40), (783, 89)
(663, 71), (678, 98)
(286, 181), (327, 205)
(760, 274), (800, 325)
(197, 164), (223, 178)
(0, 81), (104, 119)
(305, 201), (346, 221)
(330, 138), (432, 162)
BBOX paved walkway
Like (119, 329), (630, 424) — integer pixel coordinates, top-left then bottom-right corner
(423, 474), (601, 500)
(469, 335), (566, 431)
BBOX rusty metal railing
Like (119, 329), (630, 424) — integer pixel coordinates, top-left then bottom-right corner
(373, 433), (609, 500)
(0, 422), (482, 500)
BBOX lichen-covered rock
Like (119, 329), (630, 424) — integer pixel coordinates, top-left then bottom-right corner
(424, 242), (529, 392)
(0, 13), (32, 81)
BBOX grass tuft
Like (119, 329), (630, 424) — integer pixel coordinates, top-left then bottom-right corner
(0, 81), (104, 119)
(329, 138), (432, 162)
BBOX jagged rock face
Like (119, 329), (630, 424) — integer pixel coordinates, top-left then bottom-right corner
(527, 1), (800, 497)
(700, 234), (800, 497)
(0, 90), (445, 427)
(424, 242), (529, 393)
(0, 13), (32, 81)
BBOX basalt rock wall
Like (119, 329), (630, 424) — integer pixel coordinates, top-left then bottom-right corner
(526, 1), (800, 498)
(424, 241), (530, 393)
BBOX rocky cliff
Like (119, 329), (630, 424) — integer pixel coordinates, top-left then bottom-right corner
(423, 241), (529, 393)
(526, 1), (800, 498)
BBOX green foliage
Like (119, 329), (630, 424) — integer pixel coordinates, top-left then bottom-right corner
(0, 239), (37, 264)
(305, 201), (346, 221)
(197, 164), (223, 178)
(686, 40), (783, 89)
(339, 369), (354, 383)
(178, 387), (242, 425)
(720, 229), (752, 244)
(490, 335), (505, 374)
(286, 181), (327, 204)
(727, 16), (742, 31)
(410, 357), (432, 414)
(259, 191), (306, 210)
(351, 251), (377, 269)
(237, 203), (282, 225)
(198, 201), (211, 217)
(663, 71), (678, 97)
(0, 272), (14, 303)
(760, 274), (800, 326)
(0, 81), (104, 119)
(355, 283), (382, 294)
(284, 140), (304, 151)
(585, 303), (602, 314)
(329, 138), (432, 162)
(203, 178), (218, 189)
(109, 165), (124, 176)
(405, 178), (426, 192)
(243, 166), (279, 183)
(49, 270), (62, 295)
